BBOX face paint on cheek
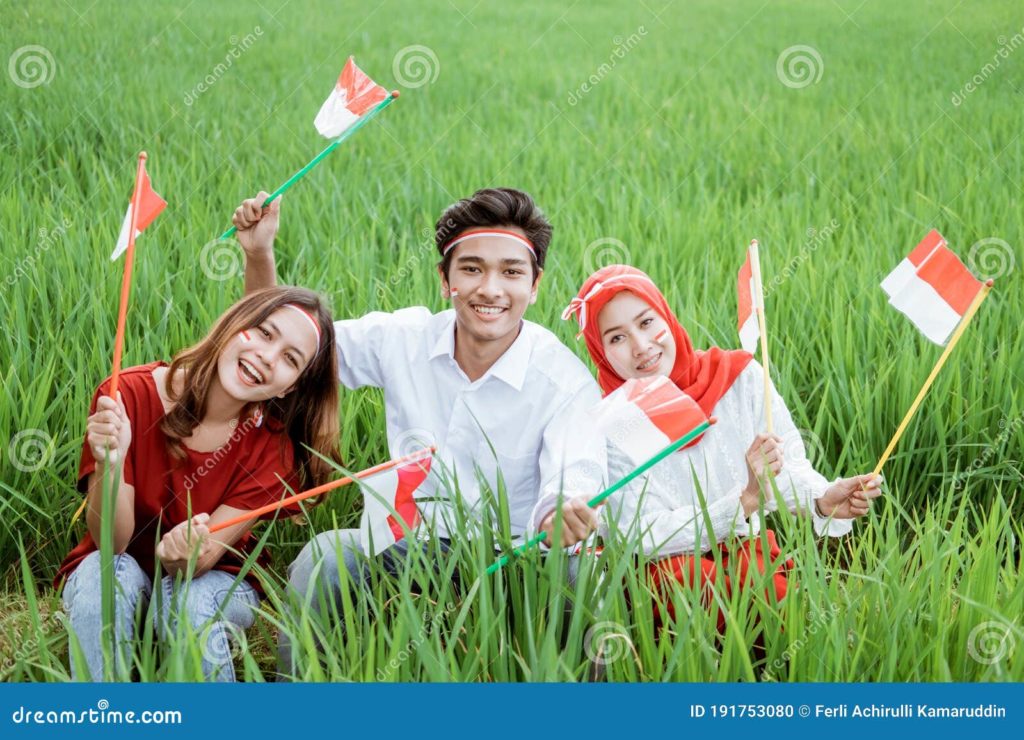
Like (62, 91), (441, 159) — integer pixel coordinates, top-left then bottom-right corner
(654, 329), (667, 343)
(449, 288), (459, 298)
(239, 330), (252, 343)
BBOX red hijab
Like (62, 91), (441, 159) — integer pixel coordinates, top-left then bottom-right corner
(562, 265), (753, 419)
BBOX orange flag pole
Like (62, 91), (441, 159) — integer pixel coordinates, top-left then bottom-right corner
(70, 152), (149, 527)
(109, 151), (148, 401)
(209, 446), (436, 533)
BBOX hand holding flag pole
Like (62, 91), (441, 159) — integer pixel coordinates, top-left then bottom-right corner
(71, 153), (167, 527)
(486, 418), (716, 575)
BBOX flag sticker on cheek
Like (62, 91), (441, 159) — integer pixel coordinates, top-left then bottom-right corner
(240, 330), (252, 343)
(654, 329), (667, 342)
(449, 288), (459, 298)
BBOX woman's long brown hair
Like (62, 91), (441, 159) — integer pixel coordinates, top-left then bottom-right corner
(160, 286), (341, 492)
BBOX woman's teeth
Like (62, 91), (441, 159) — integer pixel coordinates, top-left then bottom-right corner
(239, 359), (264, 385)
(637, 353), (661, 371)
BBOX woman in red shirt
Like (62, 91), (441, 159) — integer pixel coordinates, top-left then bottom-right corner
(56, 286), (341, 682)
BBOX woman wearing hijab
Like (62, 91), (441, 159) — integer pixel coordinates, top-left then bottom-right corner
(547, 264), (882, 627)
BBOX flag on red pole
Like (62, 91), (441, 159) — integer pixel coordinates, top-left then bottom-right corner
(110, 167), (166, 260)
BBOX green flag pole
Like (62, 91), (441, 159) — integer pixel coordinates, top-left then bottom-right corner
(486, 417), (716, 575)
(219, 91), (399, 240)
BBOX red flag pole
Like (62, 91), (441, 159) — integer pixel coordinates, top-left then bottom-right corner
(109, 151), (148, 401)
(209, 445), (436, 534)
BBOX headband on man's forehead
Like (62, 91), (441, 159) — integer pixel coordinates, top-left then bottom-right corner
(561, 273), (658, 336)
(441, 228), (537, 259)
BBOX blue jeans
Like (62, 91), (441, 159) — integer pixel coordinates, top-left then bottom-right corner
(62, 551), (259, 682)
(276, 528), (580, 678)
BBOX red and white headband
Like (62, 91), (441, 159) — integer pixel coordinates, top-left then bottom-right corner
(561, 274), (657, 336)
(441, 228), (537, 259)
(282, 303), (322, 351)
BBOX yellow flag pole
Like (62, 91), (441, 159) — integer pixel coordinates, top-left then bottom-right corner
(872, 279), (993, 476)
(748, 239), (773, 433)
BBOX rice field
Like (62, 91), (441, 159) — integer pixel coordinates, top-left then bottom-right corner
(0, 0), (1021, 682)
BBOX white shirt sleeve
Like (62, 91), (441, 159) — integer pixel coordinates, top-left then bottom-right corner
(333, 307), (431, 390)
(527, 379), (607, 537)
(755, 363), (853, 538)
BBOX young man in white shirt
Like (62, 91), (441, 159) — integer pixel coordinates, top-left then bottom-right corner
(233, 188), (605, 673)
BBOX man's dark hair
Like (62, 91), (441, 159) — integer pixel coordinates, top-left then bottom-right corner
(435, 188), (552, 280)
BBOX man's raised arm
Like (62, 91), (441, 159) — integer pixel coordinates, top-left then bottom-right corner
(232, 190), (280, 295)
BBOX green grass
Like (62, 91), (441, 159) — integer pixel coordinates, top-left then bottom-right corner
(1, 0), (1022, 681)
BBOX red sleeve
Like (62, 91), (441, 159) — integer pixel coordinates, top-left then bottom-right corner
(77, 375), (139, 493)
(222, 431), (302, 517)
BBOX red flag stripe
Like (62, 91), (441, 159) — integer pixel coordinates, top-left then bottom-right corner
(915, 244), (983, 315)
(385, 460), (430, 538)
(907, 229), (945, 267)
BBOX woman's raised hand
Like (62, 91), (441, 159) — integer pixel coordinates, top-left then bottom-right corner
(86, 392), (132, 465)
(231, 191), (280, 257)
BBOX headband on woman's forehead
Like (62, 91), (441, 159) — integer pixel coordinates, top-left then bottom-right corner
(282, 303), (322, 351)
(561, 273), (658, 336)
(441, 228), (537, 259)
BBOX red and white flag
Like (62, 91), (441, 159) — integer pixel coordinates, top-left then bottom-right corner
(736, 250), (760, 353)
(110, 168), (166, 260)
(314, 56), (389, 139)
(883, 232), (983, 345)
(590, 375), (708, 463)
(359, 456), (432, 555)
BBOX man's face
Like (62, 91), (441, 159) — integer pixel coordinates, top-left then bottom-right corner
(439, 228), (541, 345)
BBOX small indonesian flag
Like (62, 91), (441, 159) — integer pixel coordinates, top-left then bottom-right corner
(110, 168), (166, 260)
(359, 456), (432, 555)
(736, 250), (760, 353)
(314, 56), (389, 138)
(882, 232), (983, 345)
(590, 375), (709, 463)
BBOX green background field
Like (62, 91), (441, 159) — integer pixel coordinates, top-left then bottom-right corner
(1, 0), (1021, 681)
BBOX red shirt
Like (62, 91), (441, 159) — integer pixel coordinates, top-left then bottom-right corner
(55, 362), (301, 592)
